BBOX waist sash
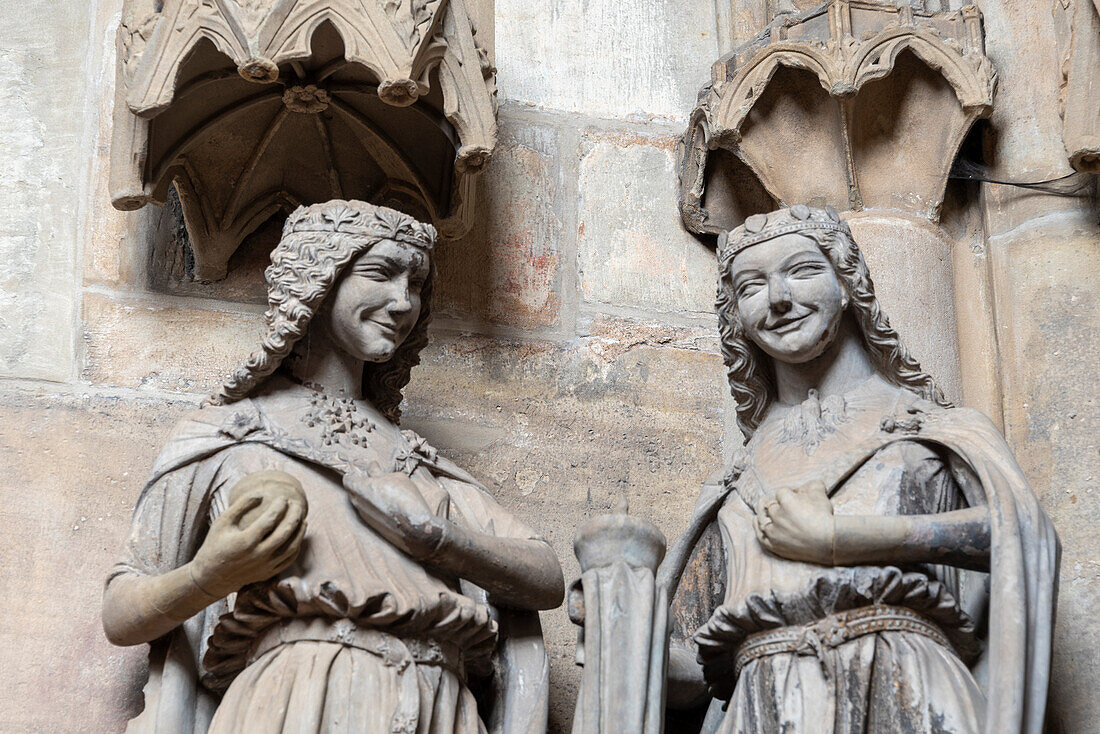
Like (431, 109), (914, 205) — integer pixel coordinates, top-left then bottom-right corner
(249, 616), (466, 677)
(733, 604), (952, 678)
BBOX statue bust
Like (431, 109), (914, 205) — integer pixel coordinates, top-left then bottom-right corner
(662, 205), (1059, 734)
(103, 200), (564, 734)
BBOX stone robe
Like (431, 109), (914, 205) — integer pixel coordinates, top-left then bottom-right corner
(109, 376), (551, 734)
(662, 376), (1058, 734)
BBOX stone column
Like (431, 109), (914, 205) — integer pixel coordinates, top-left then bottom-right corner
(975, 0), (1099, 727)
(569, 505), (668, 734)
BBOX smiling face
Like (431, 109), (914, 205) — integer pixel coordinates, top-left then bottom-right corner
(728, 233), (848, 364)
(321, 239), (430, 363)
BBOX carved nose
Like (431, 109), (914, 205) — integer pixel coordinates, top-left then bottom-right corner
(768, 275), (792, 313)
(387, 284), (414, 315)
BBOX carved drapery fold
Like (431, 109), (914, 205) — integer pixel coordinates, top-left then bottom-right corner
(111, 0), (497, 280)
(679, 0), (997, 234)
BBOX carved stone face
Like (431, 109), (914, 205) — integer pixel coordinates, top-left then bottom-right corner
(320, 239), (430, 363)
(729, 233), (847, 364)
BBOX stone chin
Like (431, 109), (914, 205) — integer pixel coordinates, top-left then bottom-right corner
(752, 311), (844, 365)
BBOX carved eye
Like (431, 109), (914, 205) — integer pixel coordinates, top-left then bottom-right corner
(737, 281), (765, 300)
(354, 263), (392, 281)
(789, 263), (826, 278)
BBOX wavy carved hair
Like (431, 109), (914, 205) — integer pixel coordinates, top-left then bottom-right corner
(717, 223), (949, 440)
(209, 203), (435, 422)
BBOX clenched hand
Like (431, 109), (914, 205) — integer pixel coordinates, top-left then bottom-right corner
(343, 470), (447, 560)
(190, 471), (308, 597)
(753, 480), (836, 565)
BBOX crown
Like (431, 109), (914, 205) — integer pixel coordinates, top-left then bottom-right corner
(284, 199), (436, 250)
(718, 204), (850, 264)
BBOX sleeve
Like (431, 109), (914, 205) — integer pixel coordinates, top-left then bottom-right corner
(894, 440), (991, 634)
(893, 440), (969, 515)
(438, 475), (544, 541)
(108, 442), (293, 584)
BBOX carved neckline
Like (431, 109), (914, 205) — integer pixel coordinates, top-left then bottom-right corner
(282, 376), (439, 476)
(776, 388), (851, 455)
(770, 375), (890, 455)
(295, 380), (379, 448)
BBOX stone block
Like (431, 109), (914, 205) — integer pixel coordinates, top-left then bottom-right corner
(83, 4), (141, 289)
(81, 292), (263, 393)
(494, 0), (718, 120)
(434, 121), (564, 329)
(0, 388), (196, 733)
(0, 4), (96, 381)
(577, 132), (718, 316)
(403, 329), (727, 730)
(986, 214), (1100, 734)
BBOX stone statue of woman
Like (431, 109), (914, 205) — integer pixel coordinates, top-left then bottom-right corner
(103, 200), (564, 734)
(660, 205), (1059, 733)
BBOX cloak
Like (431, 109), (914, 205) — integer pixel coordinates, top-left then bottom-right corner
(657, 396), (1059, 734)
(110, 391), (551, 734)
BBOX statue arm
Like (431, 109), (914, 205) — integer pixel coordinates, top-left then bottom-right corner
(427, 525), (565, 611)
(104, 470), (307, 646)
(756, 483), (991, 571)
(831, 506), (990, 571)
(346, 471), (564, 611)
(102, 561), (222, 646)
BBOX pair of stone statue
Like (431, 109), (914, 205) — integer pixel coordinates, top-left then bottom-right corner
(103, 200), (1058, 734)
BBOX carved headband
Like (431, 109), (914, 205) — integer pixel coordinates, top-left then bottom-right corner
(283, 200), (436, 251)
(718, 204), (850, 263)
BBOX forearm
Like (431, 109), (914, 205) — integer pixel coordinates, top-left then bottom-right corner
(427, 523), (564, 610)
(832, 506), (991, 571)
(102, 564), (221, 646)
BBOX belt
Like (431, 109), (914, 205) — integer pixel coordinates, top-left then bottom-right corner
(733, 604), (952, 678)
(249, 617), (465, 677)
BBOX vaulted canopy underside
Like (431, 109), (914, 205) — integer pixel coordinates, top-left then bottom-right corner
(111, 0), (496, 280)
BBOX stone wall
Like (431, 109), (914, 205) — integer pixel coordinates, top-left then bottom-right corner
(0, 1), (1095, 733)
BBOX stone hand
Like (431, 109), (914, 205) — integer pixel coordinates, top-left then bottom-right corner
(190, 472), (308, 597)
(344, 470), (447, 560)
(754, 480), (835, 565)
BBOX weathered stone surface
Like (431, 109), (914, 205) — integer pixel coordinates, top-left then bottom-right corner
(110, 0), (497, 258)
(986, 212), (1100, 734)
(0, 0), (1095, 729)
(0, 329), (726, 733)
(976, 0), (1074, 179)
(679, 1), (995, 234)
(0, 3), (95, 381)
(403, 330), (725, 731)
(0, 388), (195, 733)
(495, 0), (718, 120)
(434, 120), (564, 329)
(577, 132), (717, 315)
(81, 292), (263, 393)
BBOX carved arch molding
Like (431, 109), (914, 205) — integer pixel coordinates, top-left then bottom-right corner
(111, 0), (497, 281)
(679, 0), (997, 235)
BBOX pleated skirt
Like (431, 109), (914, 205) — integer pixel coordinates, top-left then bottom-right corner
(717, 631), (985, 734)
(208, 640), (485, 734)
